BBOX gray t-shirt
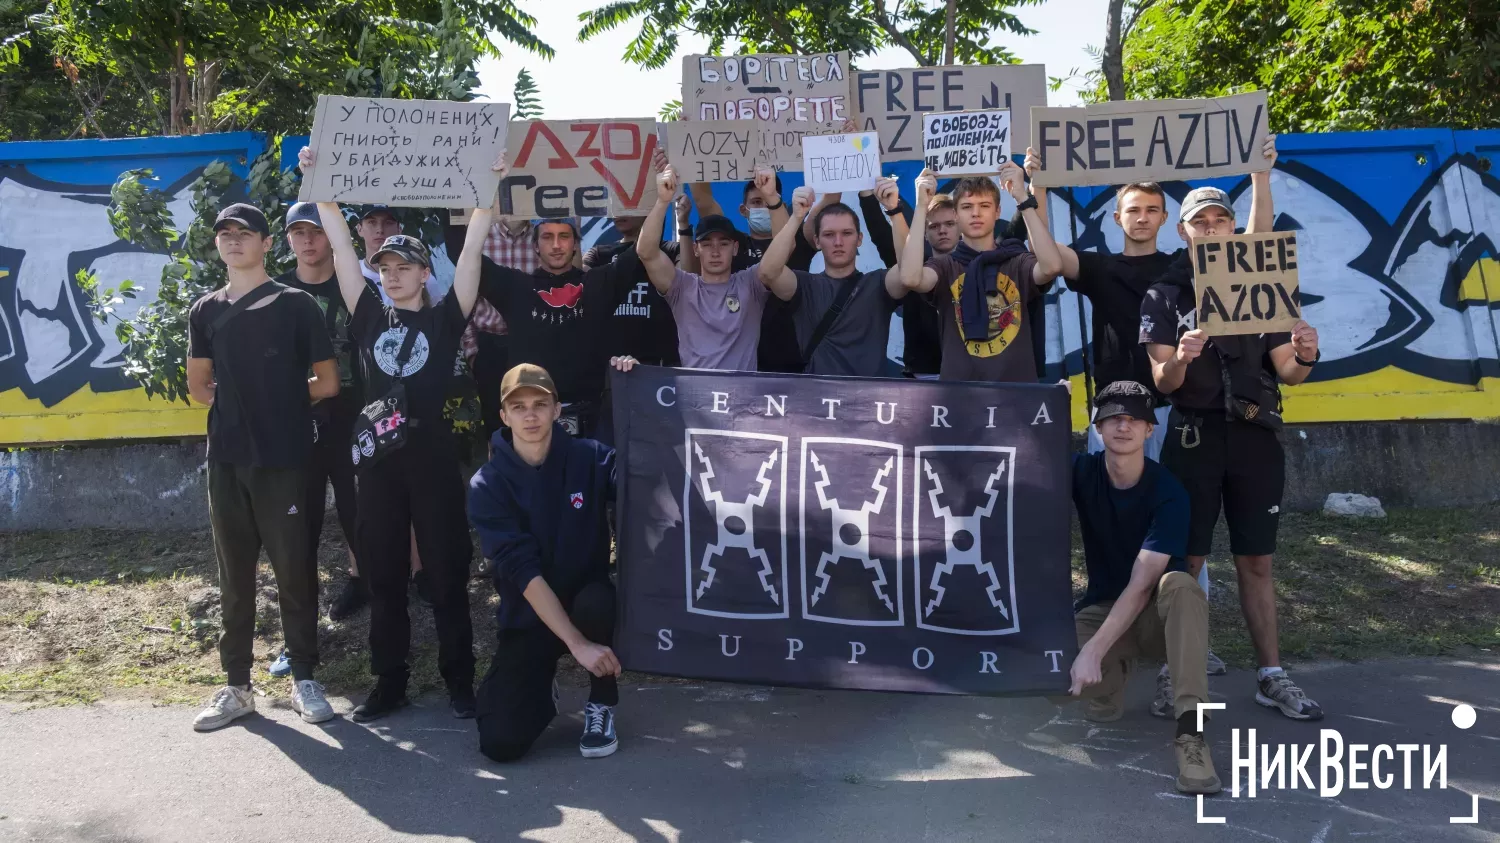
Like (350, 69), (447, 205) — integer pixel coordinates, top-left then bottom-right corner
(665, 267), (769, 371)
(789, 270), (903, 376)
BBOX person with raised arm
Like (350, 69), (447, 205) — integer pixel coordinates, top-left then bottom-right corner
(300, 145), (495, 723)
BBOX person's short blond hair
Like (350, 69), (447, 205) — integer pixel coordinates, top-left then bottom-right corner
(927, 194), (956, 214)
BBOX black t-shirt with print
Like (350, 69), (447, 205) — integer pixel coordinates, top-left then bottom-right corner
(187, 283), (335, 468)
(927, 248), (1043, 384)
(581, 240), (681, 366)
(350, 287), (470, 436)
(1139, 279), (1291, 411)
(276, 269), (359, 419)
(477, 254), (640, 405)
(1070, 250), (1178, 400)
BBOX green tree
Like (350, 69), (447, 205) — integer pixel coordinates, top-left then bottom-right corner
(511, 66), (542, 119)
(1119, 0), (1500, 132)
(577, 0), (1042, 69)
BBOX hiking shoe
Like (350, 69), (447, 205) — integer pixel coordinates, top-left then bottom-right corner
(1084, 692), (1124, 723)
(329, 577), (368, 622)
(450, 685), (477, 719)
(1150, 668), (1175, 718)
(579, 702), (618, 758)
(193, 685), (255, 732)
(268, 649), (292, 678)
(1256, 672), (1324, 721)
(1205, 649), (1227, 676)
(291, 680), (335, 724)
(351, 681), (409, 723)
(1174, 734), (1222, 794)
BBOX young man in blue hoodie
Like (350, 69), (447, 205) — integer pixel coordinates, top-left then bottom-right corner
(468, 360), (634, 761)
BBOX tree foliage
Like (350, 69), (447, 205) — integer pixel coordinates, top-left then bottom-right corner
(511, 66), (542, 119)
(1119, 0), (1500, 132)
(577, 0), (1042, 69)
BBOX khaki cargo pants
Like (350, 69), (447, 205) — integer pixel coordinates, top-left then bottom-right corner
(1073, 571), (1210, 719)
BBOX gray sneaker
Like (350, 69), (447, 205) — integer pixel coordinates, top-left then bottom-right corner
(1205, 649), (1228, 676)
(291, 680), (335, 724)
(1256, 672), (1324, 721)
(1150, 668), (1175, 718)
(193, 685), (255, 732)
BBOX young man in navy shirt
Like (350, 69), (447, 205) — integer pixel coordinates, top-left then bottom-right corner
(1065, 380), (1219, 795)
(468, 360), (635, 761)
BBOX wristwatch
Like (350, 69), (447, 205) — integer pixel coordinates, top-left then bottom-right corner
(883, 203), (904, 217)
(1294, 350), (1320, 367)
(765, 199), (785, 211)
(1016, 195), (1039, 212)
(677, 228), (693, 236)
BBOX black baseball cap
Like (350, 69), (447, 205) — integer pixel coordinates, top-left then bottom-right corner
(369, 234), (431, 268)
(1094, 380), (1156, 424)
(694, 214), (739, 242)
(359, 203), (396, 220)
(213, 203), (270, 237)
(284, 202), (322, 230)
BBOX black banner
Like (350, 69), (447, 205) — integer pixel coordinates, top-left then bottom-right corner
(611, 367), (1077, 696)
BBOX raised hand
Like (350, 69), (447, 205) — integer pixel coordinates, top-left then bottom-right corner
(297, 145), (315, 173)
(1291, 319), (1318, 360)
(1023, 146), (1042, 181)
(673, 191), (691, 224)
(753, 164), (778, 202)
(791, 185), (815, 216)
(874, 176), (900, 210)
(491, 150), (509, 179)
(998, 159), (1028, 202)
(1262, 134), (1278, 167)
(653, 145), (669, 174)
(914, 168), (938, 206)
(1176, 328), (1208, 365)
(657, 164), (679, 204)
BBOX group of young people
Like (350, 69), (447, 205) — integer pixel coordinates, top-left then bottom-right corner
(184, 134), (1322, 786)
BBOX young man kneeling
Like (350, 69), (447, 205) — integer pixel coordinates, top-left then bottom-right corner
(1065, 380), (1220, 794)
(468, 360), (635, 761)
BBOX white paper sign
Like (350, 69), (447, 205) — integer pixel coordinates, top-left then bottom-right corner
(922, 110), (1011, 176)
(801, 132), (881, 194)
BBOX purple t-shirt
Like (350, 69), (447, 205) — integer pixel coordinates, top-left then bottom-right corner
(664, 267), (769, 371)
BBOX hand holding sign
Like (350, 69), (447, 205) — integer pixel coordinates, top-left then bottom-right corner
(657, 164), (680, 204)
(299, 145), (316, 173)
(914, 167), (938, 206)
(753, 164), (778, 201)
(791, 185), (815, 217)
(875, 176), (900, 211)
(491, 150), (509, 179)
(998, 159), (1028, 203)
(1023, 146), (1042, 181)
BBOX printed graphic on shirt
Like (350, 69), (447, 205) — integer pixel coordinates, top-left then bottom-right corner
(372, 325), (431, 377)
(949, 270), (1023, 358)
(571, 491), (584, 509)
(537, 283), (584, 309)
(615, 282), (652, 318)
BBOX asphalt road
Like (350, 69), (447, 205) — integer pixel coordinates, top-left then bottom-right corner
(2, 658), (1497, 842)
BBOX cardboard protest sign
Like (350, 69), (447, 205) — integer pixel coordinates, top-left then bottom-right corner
(298, 96), (510, 208)
(1191, 231), (1302, 336)
(683, 52), (851, 130)
(662, 121), (837, 183)
(802, 132), (881, 194)
(499, 118), (660, 218)
(854, 65), (1046, 161)
(1030, 91), (1270, 188)
(922, 110), (1011, 176)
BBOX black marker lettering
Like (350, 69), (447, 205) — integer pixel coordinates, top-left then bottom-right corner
(1146, 115), (1173, 167)
(1112, 117), (1136, 168)
(1087, 119), (1110, 169)
(1175, 113), (1203, 170)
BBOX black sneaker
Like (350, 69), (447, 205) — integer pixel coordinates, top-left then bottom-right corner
(411, 570), (433, 608)
(351, 681), (408, 723)
(579, 701), (618, 758)
(450, 685), (476, 719)
(329, 576), (368, 622)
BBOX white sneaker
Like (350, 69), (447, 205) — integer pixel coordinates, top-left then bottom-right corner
(291, 680), (335, 724)
(193, 685), (255, 732)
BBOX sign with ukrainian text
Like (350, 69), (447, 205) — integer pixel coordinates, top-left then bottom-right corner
(499, 118), (660, 219)
(922, 110), (1011, 176)
(610, 367), (1076, 695)
(683, 52), (852, 131)
(298, 96), (509, 207)
(1192, 231), (1302, 336)
(662, 120), (837, 183)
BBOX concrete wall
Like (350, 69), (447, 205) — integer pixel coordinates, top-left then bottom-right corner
(2, 442), (207, 530)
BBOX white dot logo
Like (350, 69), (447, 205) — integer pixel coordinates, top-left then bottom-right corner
(1451, 703), (1476, 730)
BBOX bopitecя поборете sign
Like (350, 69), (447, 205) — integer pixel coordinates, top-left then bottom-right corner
(1028, 91), (1270, 188)
(683, 52), (851, 131)
(922, 110), (1011, 176)
(801, 132), (881, 194)
(298, 96), (510, 208)
(1192, 230), (1302, 336)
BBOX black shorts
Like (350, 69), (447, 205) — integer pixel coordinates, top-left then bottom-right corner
(1160, 409), (1284, 557)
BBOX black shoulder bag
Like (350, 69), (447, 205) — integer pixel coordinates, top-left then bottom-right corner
(1214, 334), (1284, 432)
(350, 309), (421, 468)
(800, 274), (866, 373)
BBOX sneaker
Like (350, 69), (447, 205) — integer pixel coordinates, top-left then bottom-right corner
(450, 685), (476, 719)
(328, 577), (368, 622)
(1205, 649), (1228, 676)
(291, 680), (335, 724)
(1084, 692), (1124, 723)
(193, 685), (255, 732)
(1174, 734), (1222, 794)
(351, 681), (409, 723)
(268, 649), (292, 678)
(579, 701), (618, 758)
(1150, 668), (1175, 718)
(1255, 672), (1324, 721)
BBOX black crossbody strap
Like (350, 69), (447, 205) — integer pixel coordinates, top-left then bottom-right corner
(384, 306), (422, 382)
(209, 281), (283, 341)
(801, 274), (865, 372)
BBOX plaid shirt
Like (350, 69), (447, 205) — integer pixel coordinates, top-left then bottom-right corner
(483, 221), (538, 275)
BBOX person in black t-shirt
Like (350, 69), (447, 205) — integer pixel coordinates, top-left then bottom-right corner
(186, 203), (339, 732)
(1063, 381), (1218, 795)
(579, 195), (691, 368)
(301, 144), (497, 723)
(901, 193), (957, 379)
(1140, 161), (1328, 723)
(274, 202), (367, 626)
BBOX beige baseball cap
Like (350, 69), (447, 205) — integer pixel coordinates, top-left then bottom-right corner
(500, 363), (557, 402)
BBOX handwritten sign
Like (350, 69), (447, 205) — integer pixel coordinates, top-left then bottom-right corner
(499, 118), (660, 219)
(802, 132), (880, 194)
(683, 52), (851, 130)
(662, 121), (838, 183)
(1030, 91), (1270, 188)
(922, 110), (1011, 176)
(1192, 231), (1301, 336)
(298, 96), (509, 208)
(854, 65), (1046, 161)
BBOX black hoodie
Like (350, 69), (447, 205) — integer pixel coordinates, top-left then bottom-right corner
(467, 423), (616, 630)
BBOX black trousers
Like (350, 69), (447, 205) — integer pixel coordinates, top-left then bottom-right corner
(308, 404), (358, 564)
(208, 461), (319, 685)
(476, 580), (617, 762)
(356, 434), (474, 691)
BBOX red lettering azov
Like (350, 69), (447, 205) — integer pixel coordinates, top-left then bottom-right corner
(512, 121), (659, 211)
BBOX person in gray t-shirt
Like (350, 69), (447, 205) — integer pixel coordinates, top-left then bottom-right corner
(757, 182), (911, 376)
